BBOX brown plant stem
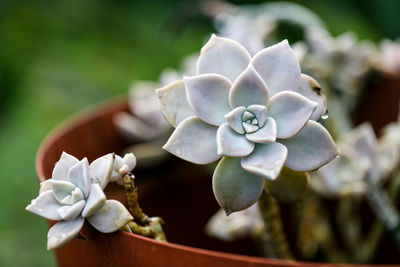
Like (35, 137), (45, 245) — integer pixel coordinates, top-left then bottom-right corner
(123, 173), (167, 241)
(256, 188), (293, 260)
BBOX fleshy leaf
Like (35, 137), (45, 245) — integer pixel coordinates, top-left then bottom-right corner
(39, 180), (52, 194)
(89, 153), (114, 189)
(242, 122), (258, 133)
(51, 180), (76, 204)
(57, 200), (85, 221)
(245, 117), (277, 143)
(296, 74), (327, 121)
(26, 191), (62, 221)
(81, 183), (106, 218)
(265, 167), (309, 203)
(280, 120), (337, 171)
(224, 107), (246, 134)
(184, 74), (232, 126)
(68, 158), (91, 198)
(163, 116), (221, 164)
(70, 187), (84, 204)
(213, 157), (264, 215)
(229, 65), (269, 108)
(247, 105), (267, 128)
(47, 217), (85, 250)
(252, 40), (301, 96)
(87, 200), (133, 233)
(241, 143), (287, 180)
(268, 91), (317, 139)
(121, 153), (137, 172)
(213, 157), (264, 214)
(344, 122), (377, 161)
(216, 123), (254, 157)
(197, 34), (251, 82)
(156, 80), (195, 128)
(52, 152), (79, 181)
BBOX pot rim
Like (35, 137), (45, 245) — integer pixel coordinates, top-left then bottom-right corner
(35, 96), (396, 267)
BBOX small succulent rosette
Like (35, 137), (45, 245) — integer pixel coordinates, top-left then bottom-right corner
(310, 123), (399, 197)
(157, 34), (337, 214)
(26, 152), (136, 250)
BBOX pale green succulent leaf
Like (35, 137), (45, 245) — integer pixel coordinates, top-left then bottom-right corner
(87, 200), (133, 233)
(268, 91), (317, 139)
(184, 74), (232, 126)
(252, 40), (301, 96)
(241, 142), (287, 180)
(163, 116), (221, 164)
(68, 158), (91, 198)
(52, 152), (79, 181)
(47, 217), (84, 250)
(229, 65), (269, 108)
(213, 157), (264, 214)
(25, 190), (62, 221)
(245, 117), (277, 143)
(57, 200), (85, 221)
(197, 34), (251, 82)
(156, 80), (195, 128)
(81, 183), (106, 218)
(50, 180), (76, 204)
(296, 74), (327, 121)
(89, 153), (114, 189)
(280, 121), (337, 171)
(224, 106), (246, 134)
(216, 123), (254, 157)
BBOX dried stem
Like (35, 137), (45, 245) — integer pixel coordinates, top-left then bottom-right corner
(256, 189), (293, 260)
(123, 173), (167, 242)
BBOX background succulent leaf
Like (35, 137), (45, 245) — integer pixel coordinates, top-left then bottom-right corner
(156, 80), (195, 128)
(213, 157), (264, 214)
(265, 167), (309, 203)
(163, 116), (221, 164)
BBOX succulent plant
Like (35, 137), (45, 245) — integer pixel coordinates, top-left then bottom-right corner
(376, 39), (400, 77)
(310, 123), (398, 197)
(157, 34), (337, 214)
(26, 152), (135, 250)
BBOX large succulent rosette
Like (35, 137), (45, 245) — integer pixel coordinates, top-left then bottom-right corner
(157, 35), (337, 213)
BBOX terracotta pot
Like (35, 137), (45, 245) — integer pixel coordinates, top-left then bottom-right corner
(36, 97), (394, 267)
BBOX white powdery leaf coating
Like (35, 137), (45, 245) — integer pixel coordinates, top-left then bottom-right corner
(252, 40), (301, 96)
(52, 152), (79, 181)
(57, 200), (85, 221)
(229, 65), (269, 108)
(81, 183), (106, 218)
(89, 153), (115, 189)
(156, 80), (195, 128)
(213, 157), (265, 214)
(47, 217), (85, 250)
(225, 107), (246, 134)
(216, 123), (254, 157)
(163, 116), (221, 164)
(184, 74), (232, 126)
(197, 34), (251, 82)
(68, 158), (91, 198)
(280, 121), (337, 171)
(39, 180), (52, 194)
(245, 117), (277, 143)
(241, 143), (288, 180)
(87, 200), (133, 233)
(25, 190), (62, 221)
(121, 153), (137, 172)
(296, 74), (327, 121)
(268, 91), (318, 139)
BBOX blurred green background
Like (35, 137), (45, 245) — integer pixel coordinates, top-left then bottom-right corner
(0, 0), (399, 266)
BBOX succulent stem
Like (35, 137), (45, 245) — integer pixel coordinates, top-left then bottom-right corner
(256, 188), (293, 260)
(123, 174), (167, 241)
